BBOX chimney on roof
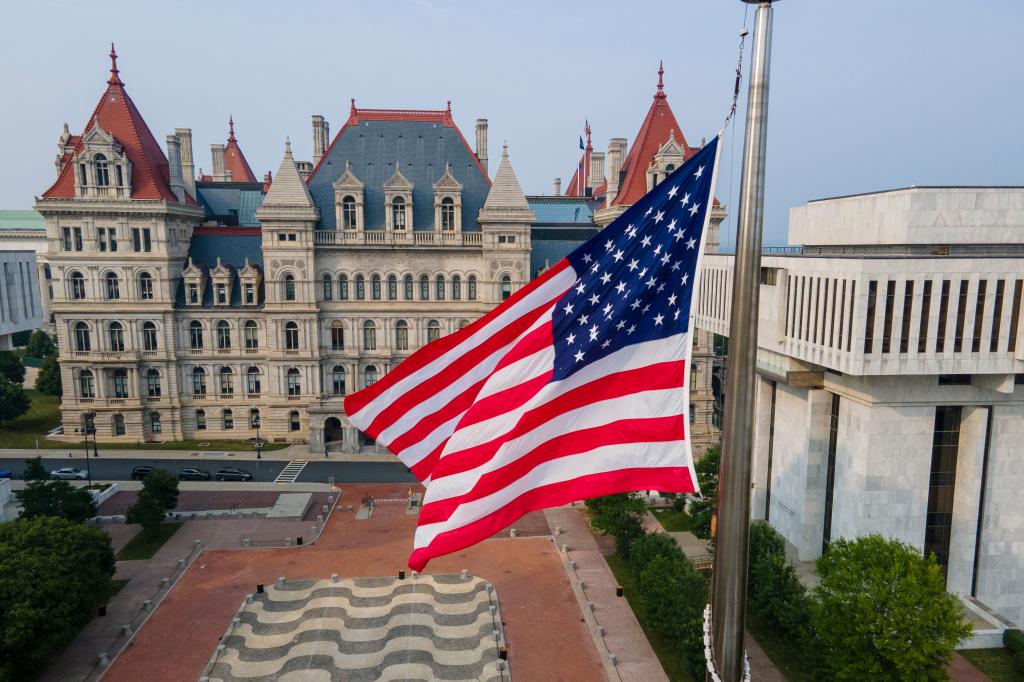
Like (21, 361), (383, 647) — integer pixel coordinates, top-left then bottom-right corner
(211, 144), (226, 181)
(175, 128), (196, 198)
(165, 134), (186, 203)
(553, 178), (562, 196)
(296, 160), (313, 182)
(312, 115), (327, 165)
(475, 119), (489, 177)
(588, 151), (605, 191)
(605, 137), (627, 207)
(263, 170), (273, 193)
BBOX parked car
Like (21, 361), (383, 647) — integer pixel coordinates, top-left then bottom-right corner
(178, 467), (212, 481)
(214, 468), (253, 482)
(130, 465), (155, 480)
(0, 470), (12, 479)
(50, 467), (88, 480)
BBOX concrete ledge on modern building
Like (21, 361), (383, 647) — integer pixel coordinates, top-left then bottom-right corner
(957, 596), (1009, 650)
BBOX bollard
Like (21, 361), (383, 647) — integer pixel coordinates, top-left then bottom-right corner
(597, 625), (606, 636)
(569, 560), (577, 569)
(493, 629), (501, 641)
(285, 537), (292, 546)
(609, 654), (618, 666)
(587, 601), (595, 611)
(245, 594), (253, 604)
(554, 526), (562, 535)
(121, 624), (132, 636)
(561, 544), (570, 553)
(498, 660), (507, 671)
(98, 652), (110, 666)
(331, 573), (339, 583)
(256, 583), (264, 593)
(178, 558), (186, 568)
(317, 515), (324, 523)
(162, 577), (170, 587)
(616, 584), (624, 598)
(489, 604), (497, 615)
(578, 580), (586, 589)
(276, 576), (285, 587)
(233, 617), (241, 625)
(142, 599), (151, 610)
(323, 504), (329, 514)
(509, 528), (517, 538)
(244, 538), (251, 548)
(460, 569), (469, 579)
(194, 539), (202, 548)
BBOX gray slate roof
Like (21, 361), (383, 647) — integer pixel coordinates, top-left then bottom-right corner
(174, 233), (264, 308)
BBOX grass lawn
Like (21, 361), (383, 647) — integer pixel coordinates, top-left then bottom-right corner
(650, 507), (693, 532)
(960, 648), (1023, 682)
(747, 614), (820, 682)
(116, 522), (183, 561)
(605, 553), (695, 681)
(106, 578), (130, 601)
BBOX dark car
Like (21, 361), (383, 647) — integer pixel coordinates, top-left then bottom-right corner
(0, 470), (12, 479)
(178, 467), (211, 481)
(130, 465), (156, 480)
(214, 468), (253, 482)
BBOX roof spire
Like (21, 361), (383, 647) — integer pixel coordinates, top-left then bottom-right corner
(228, 114), (236, 142)
(657, 60), (664, 91)
(284, 136), (292, 156)
(108, 42), (123, 86)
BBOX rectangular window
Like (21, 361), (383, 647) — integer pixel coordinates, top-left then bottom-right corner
(899, 281), (914, 353)
(990, 280), (1005, 353)
(288, 233), (297, 241)
(188, 283), (199, 304)
(62, 227), (73, 251)
(244, 283), (255, 304)
(938, 374), (971, 385)
(224, 411), (234, 430)
(216, 284), (227, 305)
(132, 228), (151, 252)
(846, 281), (855, 351)
(79, 163), (88, 186)
(74, 227), (83, 251)
(278, 232), (286, 242)
(147, 373), (161, 397)
(881, 280), (896, 353)
(936, 280), (951, 352)
(109, 228), (117, 252)
(953, 280), (969, 352)
(331, 326), (344, 350)
(1009, 280), (1023, 352)
(864, 280), (878, 353)
(822, 393), (840, 553)
(972, 280), (987, 353)
(925, 406), (962, 577)
(196, 411), (206, 430)
(918, 280), (933, 353)
(98, 227), (108, 252)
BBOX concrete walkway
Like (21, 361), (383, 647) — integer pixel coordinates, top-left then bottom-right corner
(545, 505), (669, 682)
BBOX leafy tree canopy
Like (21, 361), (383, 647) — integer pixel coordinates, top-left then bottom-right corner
(25, 330), (56, 358)
(126, 490), (166, 536)
(140, 469), (179, 511)
(35, 353), (62, 396)
(0, 376), (29, 427)
(586, 493), (646, 556)
(22, 456), (48, 482)
(16, 480), (97, 523)
(0, 351), (25, 384)
(688, 445), (720, 539)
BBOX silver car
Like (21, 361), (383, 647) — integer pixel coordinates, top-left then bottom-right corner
(49, 467), (88, 480)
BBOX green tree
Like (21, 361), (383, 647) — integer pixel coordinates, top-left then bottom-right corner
(16, 480), (97, 523)
(140, 468), (179, 511)
(35, 353), (62, 396)
(25, 330), (56, 358)
(125, 490), (166, 537)
(0, 516), (115, 682)
(0, 351), (25, 384)
(586, 493), (646, 556)
(688, 445), (720, 539)
(811, 535), (972, 681)
(22, 456), (48, 482)
(628, 531), (682, 574)
(636, 551), (709, 680)
(747, 520), (812, 639)
(0, 376), (29, 427)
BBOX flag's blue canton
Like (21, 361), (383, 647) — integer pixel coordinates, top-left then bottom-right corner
(552, 136), (718, 381)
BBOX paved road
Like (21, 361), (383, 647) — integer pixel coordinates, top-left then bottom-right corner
(0, 456), (416, 484)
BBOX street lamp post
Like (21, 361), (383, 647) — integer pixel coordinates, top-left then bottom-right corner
(82, 412), (96, 485)
(255, 424), (262, 475)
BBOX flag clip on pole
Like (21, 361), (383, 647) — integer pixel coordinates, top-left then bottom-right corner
(710, 2), (776, 682)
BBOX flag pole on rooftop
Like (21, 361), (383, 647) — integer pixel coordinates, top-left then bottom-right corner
(711, 1), (777, 681)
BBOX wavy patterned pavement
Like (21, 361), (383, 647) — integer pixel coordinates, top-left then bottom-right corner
(205, 575), (506, 681)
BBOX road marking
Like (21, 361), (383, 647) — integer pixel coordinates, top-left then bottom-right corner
(274, 460), (308, 484)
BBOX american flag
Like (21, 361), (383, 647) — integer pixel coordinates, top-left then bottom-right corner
(345, 134), (721, 570)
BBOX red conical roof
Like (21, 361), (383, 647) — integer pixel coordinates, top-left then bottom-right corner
(43, 45), (195, 204)
(223, 115), (257, 183)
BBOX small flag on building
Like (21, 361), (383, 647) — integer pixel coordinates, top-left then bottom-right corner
(345, 135), (722, 569)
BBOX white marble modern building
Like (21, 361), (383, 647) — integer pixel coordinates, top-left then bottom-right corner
(699, 186), (1024, 624)
(0, 249), (44, 350)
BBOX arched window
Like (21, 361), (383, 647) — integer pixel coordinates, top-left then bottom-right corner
(138, 272), (154, 300)
(363, 320), (376, 350)
(392, 197), (407, 230)
(108, 322), (125, 351)
(223, 409), (234, 430)
(79, 369), (95, 398)
(395, 320), (409, 351)
(665, 163), (676, 173)
(355, 274), (365, 300)
(245, 366), (261, 395)
(459, 319), (470, 330)
(113, 413), (126, 435)
(112, 369), (129, 398)
(74, 321), (91, 351)
(189, 321), (204, 349)
(191, 367), (207, 395)
(338, 274), (349, 300)
(427, 319), (441, 343)
(216, 320), (231, 349)
(195, 409), (207, 430)
(249, 408), (261, 428)
(452, 275), (462, 300)
(342, 195), (357, 229)
(146, 368), (161, 397)
(419, 275), (429, 301)
(436, 274), (446, 300)
(468, 275), (478, 300)
(284, 321), (299, 350)
(404, 274), (414, 300)
(371, 274), (382, 300)
(501, 274), (512, 301)
(331, 365), (346, 395)
(441, 197), (456, 231)
(141, 322), (158, 351)
(69, 271), (86, 300)
(149, 411), (162, 434)
(283, 274), (296, 301)
(289, 409), (301, 431)
(104, 272), (120, 300)
(322, 274), (333, 301)
(364, 364), (379, 387)
(244, 320), (258, 349)
(94, 153), (109, 187)
(218, 366), (234, 395)
(330, 320), (344, 350)
(387, 275), (397, 300)
(286, 368), (301, 396)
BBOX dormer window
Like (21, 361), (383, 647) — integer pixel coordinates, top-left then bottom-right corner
(333, 161), (365, 231)
(646, 130), (686, 191)
(392, 197), (407, 231)
(74, 124), (131, 198)
(188, 283), (199, 304)
(432, 162), (463, 232)
(441, 198), (456, 230)
(94, 154), (110, 186)
(383, 163), (414, 231)
(216, 283), (227, 305)
(182, 257), (207, 307)
(209, 257), (234, 307)
(237, 257), (262, 307)
(342, 197), (357, 229)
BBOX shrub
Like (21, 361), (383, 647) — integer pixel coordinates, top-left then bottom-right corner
(16, 480), (97, 523)
(628, 532), (683, 575)
(1005, 629), (1024, 673)
(0, 351), (25, 384)
(35, 353), (62, 396)
(25, 330), (56, 358)
(140, 468), (180, 511)
(126, 490), (166, 537)
(586, 493), (646, 557)
(0, 376), (29, 426)
(748, 521), (812, 638)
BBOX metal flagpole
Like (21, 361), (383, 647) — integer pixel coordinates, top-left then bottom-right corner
(711, 1), (776, 680)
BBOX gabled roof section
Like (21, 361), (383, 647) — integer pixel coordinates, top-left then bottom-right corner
(42, 45), (196, 205)
(433, 162), (463, 192)
(383, 164), (414, 190)
(613, 62), (695, 207)
(479, 144), (534, 223)
(223, 115), (258, 183)
(260, 138), (316, 211)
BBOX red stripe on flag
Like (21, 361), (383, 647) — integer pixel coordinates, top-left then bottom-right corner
(408, 465), (696, 571)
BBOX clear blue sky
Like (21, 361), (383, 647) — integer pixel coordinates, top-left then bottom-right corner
(1, 0), (1021, 246)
